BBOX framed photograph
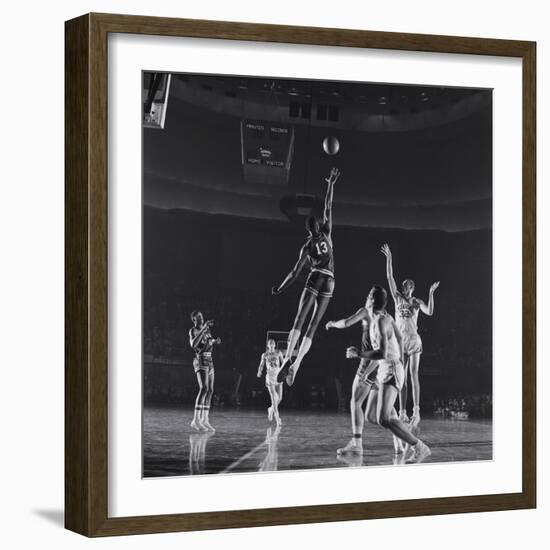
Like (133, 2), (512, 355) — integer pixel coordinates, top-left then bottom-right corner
(65, 13), (536, 537)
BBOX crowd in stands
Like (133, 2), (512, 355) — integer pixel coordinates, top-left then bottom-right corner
(433, 394), (492, 419)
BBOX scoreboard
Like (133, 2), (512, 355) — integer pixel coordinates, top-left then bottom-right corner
(240, 120), (295, 186)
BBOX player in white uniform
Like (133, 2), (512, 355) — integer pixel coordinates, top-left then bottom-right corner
(381, 244), (440, 428)
(326, 302), (380, 455)
(328, 286), (430, 462)
(257, 339), (285, 426)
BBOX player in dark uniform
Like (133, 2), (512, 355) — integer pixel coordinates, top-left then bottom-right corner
(272, 167), (340, 386)
(189, 310), (221, 431)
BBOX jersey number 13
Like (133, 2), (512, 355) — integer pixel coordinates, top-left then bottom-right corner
(314, 241), (329, 256)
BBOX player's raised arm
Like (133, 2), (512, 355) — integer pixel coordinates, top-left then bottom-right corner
(272, 244), (309, 295)
(418, 281), (440, 316)
(325, 307), (368, 330)
(323, 167), (340, 236)
(381, 244), (399, 301)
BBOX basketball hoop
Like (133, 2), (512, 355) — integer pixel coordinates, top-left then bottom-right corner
(280, 194), (323, 223)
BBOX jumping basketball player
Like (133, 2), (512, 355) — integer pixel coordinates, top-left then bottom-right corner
(331, 286), (431, 462)
(189, 311), (221, 432)
(381, 244), (440, 428)
(272, 167), (340, 386)
(257, 339), (285, 426)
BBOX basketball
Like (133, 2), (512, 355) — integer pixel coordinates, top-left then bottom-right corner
(323, 136), (340, 156)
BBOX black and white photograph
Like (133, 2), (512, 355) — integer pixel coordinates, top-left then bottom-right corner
(142, 72), (493, 478)
(3, 0), (544, 544)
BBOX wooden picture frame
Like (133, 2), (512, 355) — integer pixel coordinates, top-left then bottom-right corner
(65, 12), (536, 537)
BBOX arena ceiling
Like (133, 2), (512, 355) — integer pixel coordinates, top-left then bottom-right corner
(143, 73), (492, 232)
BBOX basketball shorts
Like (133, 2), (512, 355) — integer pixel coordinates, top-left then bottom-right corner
(356, 359), (378, 386)
(265, 367), (282, 387)
(305, 270), (335, 299)
(193, 353), (214, 374)
(402, 332), (423, 355)
(376, 359), (405, 391)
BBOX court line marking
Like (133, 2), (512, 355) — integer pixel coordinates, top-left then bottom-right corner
(220, 440), (268, 474)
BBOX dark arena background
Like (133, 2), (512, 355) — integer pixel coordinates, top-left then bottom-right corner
(142, 73), (493, 477)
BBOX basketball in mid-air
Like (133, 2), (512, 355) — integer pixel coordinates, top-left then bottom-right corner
(323, 136), (340, 156)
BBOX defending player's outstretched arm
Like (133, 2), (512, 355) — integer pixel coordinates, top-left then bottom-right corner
(381, 243), (399, 301)
(272, 244), (310, 295)
(325, 307), (368, 330)
(417, 281), (440, 316)
(323, 167), (340, 235)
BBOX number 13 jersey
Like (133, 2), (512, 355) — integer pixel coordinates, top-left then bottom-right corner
(306, 228), (334, 277)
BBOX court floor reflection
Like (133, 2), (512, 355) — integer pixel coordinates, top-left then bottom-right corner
(258, 426), (281, 472)
(143, 407), (492, 477)
(188, 432), (215, 475)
